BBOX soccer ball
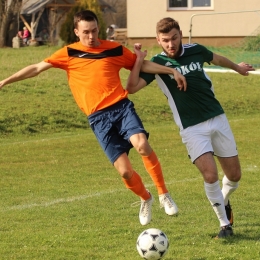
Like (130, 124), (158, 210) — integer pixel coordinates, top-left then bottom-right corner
(136, 228), (169, 260)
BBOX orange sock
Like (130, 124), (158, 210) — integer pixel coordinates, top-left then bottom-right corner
(142, 151), (168, 195)
(122, 171), (150, 200)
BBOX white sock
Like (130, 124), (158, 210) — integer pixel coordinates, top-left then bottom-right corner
(204, 181), (229, 227)
(222, 175), (239, 206)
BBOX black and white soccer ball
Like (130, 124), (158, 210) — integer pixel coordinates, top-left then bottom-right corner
(136, 228), (169, 260)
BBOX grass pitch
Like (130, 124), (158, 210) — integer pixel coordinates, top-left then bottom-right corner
(0, 46), (260, 259)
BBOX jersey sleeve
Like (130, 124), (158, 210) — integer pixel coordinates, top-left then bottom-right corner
(44, 46), (68, 70)
(122, 46), (137, 70)
(197, 44), (213, 64)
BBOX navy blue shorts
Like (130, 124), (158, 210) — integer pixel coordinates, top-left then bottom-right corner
(88, 99), (149, 164)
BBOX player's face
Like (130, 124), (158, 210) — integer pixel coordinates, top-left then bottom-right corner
(157, 28), (183, 59)
(74, 20), (100, 47)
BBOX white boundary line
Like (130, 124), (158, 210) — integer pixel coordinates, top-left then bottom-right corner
(1, 114), (258, 212)
(1, 178), (201, 212)
(204, 68), (260, 75)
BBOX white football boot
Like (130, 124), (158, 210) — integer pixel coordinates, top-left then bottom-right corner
(139, 192), (154, 225)
(159, 193), (178, 216)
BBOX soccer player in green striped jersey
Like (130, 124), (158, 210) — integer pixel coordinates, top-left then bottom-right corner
(126, 17), (255, 238)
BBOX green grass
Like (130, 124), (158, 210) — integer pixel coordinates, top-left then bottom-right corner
(205, 46), (260, 69)
(0, 46), (260, 259)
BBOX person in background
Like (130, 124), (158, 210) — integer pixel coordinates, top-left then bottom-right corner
(0, 11), (188, 226)
(106, 25), (115, 41)
(17, 30), (23, 39)
(22, 26), (30, 45)
(126, 17), (254, 237)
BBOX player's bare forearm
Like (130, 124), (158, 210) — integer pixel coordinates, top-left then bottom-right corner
(126, 56), (147, 94)
(0, 61), (53, 89)
(130, 44), (186, 91)
(141, 60), (173, 74)
(126, 43), (148, 93)
(211, 53), (255, 76)
(141, 61), (187, 91)
(127, 56), (144, 89)
(0, 65), (40, 88)
(211, 54), (237, 70)
(126, 43), (150, 93)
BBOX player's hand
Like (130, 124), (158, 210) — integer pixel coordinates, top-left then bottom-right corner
(237, 62), (255, 76)
(172, 69), (187, 91)
(134, 43), (147, 61)
(0, 81), (5, 90)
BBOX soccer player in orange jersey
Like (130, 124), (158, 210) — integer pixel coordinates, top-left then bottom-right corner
(0, 10), (187, 225)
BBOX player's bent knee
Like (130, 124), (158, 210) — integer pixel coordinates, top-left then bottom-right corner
(226, 169), (241, 182)
(134, 141), (152, 156)
(118, 169), (133, 179)
(230, 172), (241, 182)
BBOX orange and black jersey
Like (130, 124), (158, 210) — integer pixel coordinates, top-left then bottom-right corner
(44, 40), (136, 116)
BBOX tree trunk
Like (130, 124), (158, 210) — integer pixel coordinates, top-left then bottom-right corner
(0, 0), (23, 47)
(49, 10), (56, 45)
(29, 8), (44, 41)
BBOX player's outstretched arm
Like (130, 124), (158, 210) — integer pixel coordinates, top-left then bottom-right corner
(211, 53), (255, 76)
(0, 61), (53, 89)
(126, 43), (147, 94)
(127, 43), (187, 93)
(141, 60), (187, 91)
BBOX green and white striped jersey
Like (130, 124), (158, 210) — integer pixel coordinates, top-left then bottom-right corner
(140, 43), (224, 130)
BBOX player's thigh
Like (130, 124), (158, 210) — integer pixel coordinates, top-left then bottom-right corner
(211, 114), (238, 158)
(180, 122), (213, 163)
(89, 113), (132, 164)
(119, 101), (148, 139)
(119, 101), (149, 153)
(217, 156), (241, 182)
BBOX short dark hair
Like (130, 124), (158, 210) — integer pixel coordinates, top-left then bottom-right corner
(156, 17), (180, 34)
(74, 10), (98, 29)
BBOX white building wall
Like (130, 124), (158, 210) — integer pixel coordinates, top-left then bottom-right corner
(127, 0), (260, 39)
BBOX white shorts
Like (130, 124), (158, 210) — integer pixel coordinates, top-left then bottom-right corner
(180, 114), (238, 163)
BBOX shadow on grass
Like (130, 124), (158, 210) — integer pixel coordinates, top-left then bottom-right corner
(208, 230), (260, 243)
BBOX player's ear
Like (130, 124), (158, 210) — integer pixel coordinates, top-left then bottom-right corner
(156, 36), (161, 45)
(74, 28), (79, 37)
(180, 30), (183, 39)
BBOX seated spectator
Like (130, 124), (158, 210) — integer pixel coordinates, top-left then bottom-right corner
(18, 31), (23, 39)
(22, 27), (30, 45)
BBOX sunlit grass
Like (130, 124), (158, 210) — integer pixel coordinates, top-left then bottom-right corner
(0, 46), (260, 259)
